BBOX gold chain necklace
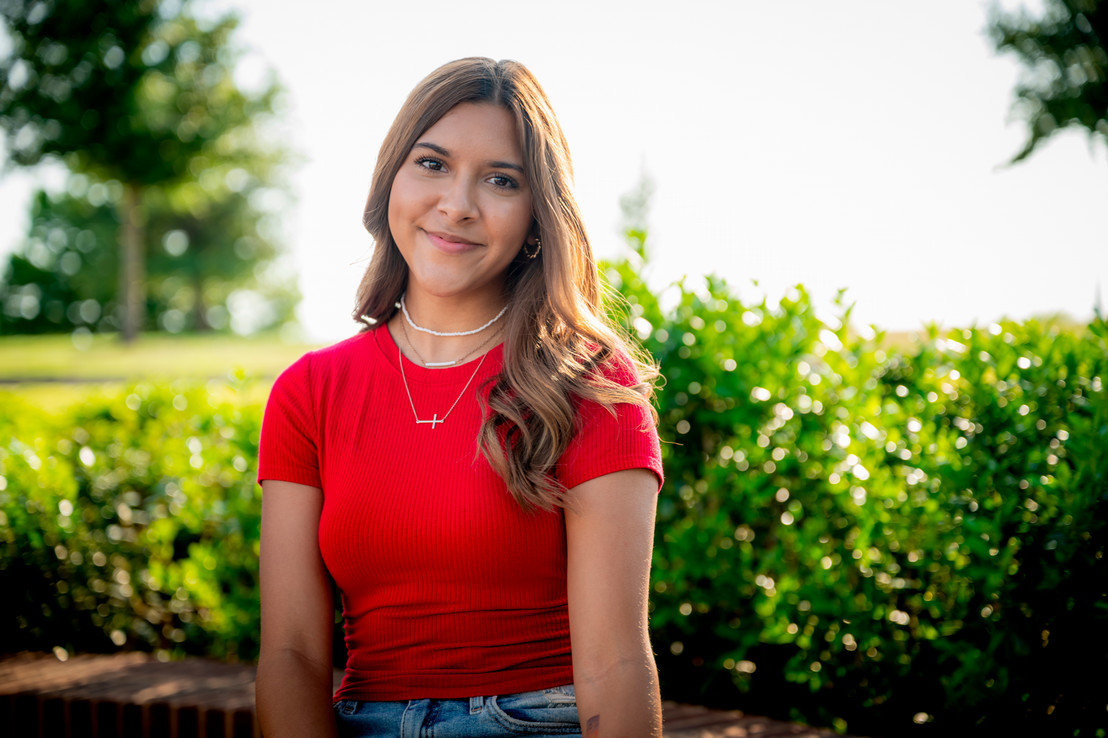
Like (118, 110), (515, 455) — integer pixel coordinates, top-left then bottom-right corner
(399, 317), (501, 368)
(398, 343), (489, 429)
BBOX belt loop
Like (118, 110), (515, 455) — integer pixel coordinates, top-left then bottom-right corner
(469, 695), (485, 714)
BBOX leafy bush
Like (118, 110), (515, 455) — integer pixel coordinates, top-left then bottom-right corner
(0, 380), (264, 661)
(605, 253), (1108, 737)
(2, 258), (1105, 736)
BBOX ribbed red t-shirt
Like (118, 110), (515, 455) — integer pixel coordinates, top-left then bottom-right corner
(257, 326), (663, 701)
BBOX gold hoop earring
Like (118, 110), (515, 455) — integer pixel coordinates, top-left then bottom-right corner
(523, 237), (541, 260)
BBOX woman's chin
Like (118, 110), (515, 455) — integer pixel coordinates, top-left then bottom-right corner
(405, 272), (508, 306)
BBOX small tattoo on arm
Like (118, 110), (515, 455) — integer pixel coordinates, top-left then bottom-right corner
(585, 714), (600, 737)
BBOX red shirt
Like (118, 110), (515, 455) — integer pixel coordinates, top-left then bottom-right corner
(258, 326), (662, 700)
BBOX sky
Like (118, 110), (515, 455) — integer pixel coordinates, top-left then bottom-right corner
(1, 0), (1105, 342)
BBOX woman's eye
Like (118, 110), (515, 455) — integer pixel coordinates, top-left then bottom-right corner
(489, 174), (518, 189)
(415, 157), (444, 171)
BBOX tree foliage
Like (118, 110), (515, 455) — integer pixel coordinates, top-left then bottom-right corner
(990, 0), (1108, 161)
(0, 0), (291, 339)
(0, 188), (118, 333)
(0, 0), (279, 182)
(0, 180), (299, 335)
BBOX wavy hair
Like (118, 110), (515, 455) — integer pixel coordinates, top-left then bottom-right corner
(354, 57), (658, 511)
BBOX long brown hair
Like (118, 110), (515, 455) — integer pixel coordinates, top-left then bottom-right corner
(354, 57), (658, 511)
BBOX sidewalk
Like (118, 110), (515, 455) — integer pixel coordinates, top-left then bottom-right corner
(0, 652), (850, 737)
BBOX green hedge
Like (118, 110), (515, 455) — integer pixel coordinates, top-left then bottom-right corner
(606, 255), (1107, 737)
(0, 380), (264, 661)
(2, 265), (1106, 736)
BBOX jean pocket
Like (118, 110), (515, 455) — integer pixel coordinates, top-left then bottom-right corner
(541, 684), (576, 705)
(487, 686), (580, 734)
(333, 699), (358, 716)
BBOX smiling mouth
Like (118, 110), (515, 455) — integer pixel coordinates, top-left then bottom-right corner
(425, 230), (482, 252)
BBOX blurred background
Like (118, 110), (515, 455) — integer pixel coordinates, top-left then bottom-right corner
(2, 2), (1106, 737)
(1, 0), (1105, 343)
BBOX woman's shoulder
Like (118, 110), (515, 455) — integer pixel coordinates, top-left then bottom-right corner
(305, 328), (379, 364)
(580, 344), (656, 400)
(273, 329), (382, 390)
(595, 348), (641, 384)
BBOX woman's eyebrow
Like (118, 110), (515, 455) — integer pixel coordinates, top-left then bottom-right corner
(489, 160), (524, 173)
(413, 141), (524, 173)
(413, 141), (449, 156)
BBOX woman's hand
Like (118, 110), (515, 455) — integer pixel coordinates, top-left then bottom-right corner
(257, 480), (338, 738)
(565, 468), (662, 738)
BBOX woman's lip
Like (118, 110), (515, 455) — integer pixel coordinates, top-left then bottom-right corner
(425, 230), (481, 252)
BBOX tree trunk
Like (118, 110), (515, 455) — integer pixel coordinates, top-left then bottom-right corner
(118, 183), (145, 343)
(193, 269), (210, 331)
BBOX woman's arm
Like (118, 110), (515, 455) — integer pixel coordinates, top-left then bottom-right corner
(256, 480), (338, 738)
(565, 468), (662, 738)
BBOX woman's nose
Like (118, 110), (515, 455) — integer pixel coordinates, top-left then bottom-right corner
(438, 178), (478, 221)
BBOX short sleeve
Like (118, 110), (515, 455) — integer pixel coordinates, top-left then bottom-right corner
(555, 358), (663, 492)
(257, 353), (322, 488)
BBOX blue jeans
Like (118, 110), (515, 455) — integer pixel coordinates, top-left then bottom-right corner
(333, 684), (581, 737)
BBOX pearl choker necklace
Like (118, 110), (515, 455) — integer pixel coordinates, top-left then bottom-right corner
(400, 294), (508, 337)
(399, 317), (501, 368)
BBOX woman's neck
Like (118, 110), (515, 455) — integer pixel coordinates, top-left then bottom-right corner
(390, 292), (507, 368)
(400, 292), (508, 336)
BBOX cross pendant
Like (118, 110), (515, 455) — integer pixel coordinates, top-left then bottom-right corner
(416, 414), (444, 428)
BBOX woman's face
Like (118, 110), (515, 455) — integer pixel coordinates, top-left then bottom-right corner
(388, 102), (534, 307)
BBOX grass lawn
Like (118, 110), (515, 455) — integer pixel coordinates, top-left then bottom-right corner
(0, 332), (324, 382)
(0, 332), (328, 411)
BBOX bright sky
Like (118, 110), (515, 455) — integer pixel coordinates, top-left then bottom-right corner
(2, 0), (1105, 342)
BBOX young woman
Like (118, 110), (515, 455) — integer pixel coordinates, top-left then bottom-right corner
(256, 57), (663, 738)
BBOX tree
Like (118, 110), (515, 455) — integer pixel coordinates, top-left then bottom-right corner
(990, 0), (1108, 162)
(0, 176), (299, 336)
(0, 187), (118, 334)
(142, 179), (299, 335)
(0, 0), (286, 340)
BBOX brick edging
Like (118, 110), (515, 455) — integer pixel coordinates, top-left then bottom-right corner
(1, 652), (850, 737)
